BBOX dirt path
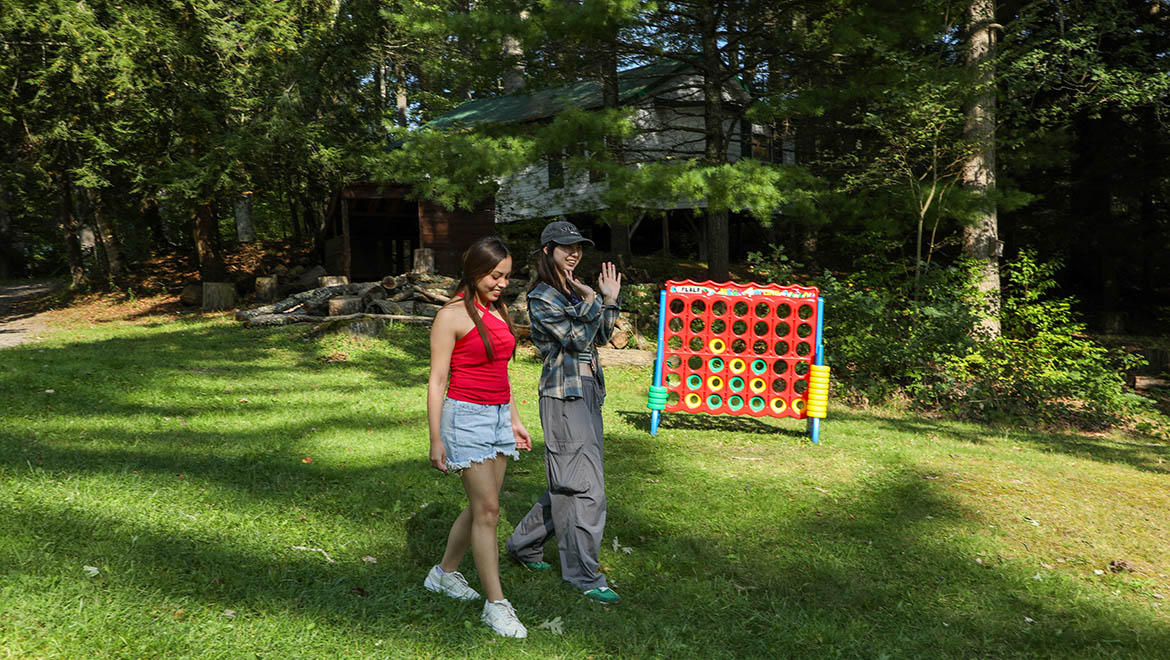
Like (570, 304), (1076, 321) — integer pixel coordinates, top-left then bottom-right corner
(0, 279), (65, 349)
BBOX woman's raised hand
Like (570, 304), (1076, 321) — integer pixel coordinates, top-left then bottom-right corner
(597, 262), (622, 306)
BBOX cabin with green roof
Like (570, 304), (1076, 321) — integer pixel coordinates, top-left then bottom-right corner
(324, 60), (792, 278)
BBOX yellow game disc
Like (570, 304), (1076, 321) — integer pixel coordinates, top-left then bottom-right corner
(708, 338), (726, 354)
(685, 392), (702, 409)
(729, 358), (747, 374)
(749, 378), (766, 393)
(769, 398), (787, 413)
(706, 375), (724, 391)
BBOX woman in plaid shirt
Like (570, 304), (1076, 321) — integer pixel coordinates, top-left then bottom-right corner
(505, 221), (623, 605)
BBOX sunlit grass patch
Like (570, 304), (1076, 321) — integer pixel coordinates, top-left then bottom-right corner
(1, 311), (1168, 658)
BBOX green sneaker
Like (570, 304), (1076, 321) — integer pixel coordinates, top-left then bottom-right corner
(583, 586), (621, 604)
(509, 552), (552, 572)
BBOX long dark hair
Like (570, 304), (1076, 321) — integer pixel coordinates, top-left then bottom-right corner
(530, 242), (575, 301)
(451, 236), (516, 360)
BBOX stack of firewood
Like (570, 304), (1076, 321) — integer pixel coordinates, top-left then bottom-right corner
(235, 272), (460, 328)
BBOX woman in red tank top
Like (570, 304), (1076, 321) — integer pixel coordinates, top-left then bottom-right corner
(423, 236), (531, 638)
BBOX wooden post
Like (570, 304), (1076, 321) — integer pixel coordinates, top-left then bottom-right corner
(413, 247), (435, 274)
(255, 276), (278, 301)
(202, 282), (236, 311)
(341, 196), (352, 281)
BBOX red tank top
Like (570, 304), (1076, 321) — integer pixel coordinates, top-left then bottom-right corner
(446, 299), (515, 405)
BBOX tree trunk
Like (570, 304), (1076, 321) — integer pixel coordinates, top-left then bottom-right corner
(501, 10), (528, 94)
(194, 201), (228, 282)
(57, 176), (86, 288)
(90, 189), (128, 277)
(234, 193), (256, 242)
(395, 59), (408, 127)
(700, 5), (730, 282)
(141, 196), (166, 247)
(960, 0), (1001, 337)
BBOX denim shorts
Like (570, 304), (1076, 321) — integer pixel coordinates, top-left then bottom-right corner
(440, 398), (519, 472)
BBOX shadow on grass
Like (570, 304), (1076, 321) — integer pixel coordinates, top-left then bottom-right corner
(829, 408), (1170, 475)
(1, 321), (1168, 658)
(615, 409), (809, 438)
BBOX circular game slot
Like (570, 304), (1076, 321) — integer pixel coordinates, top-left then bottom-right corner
(667, 391), (680, 406)
(732, 320), (748, 335)
(752, 340), (768, 354)
(711, 319), (727, 334)
(751, 359), (768, 374)
(772, 379), (787, 393)
(691, 318), (706, 333)
(666, 372), (681, 387)
(691, 299), (707, 315)
(753, 321), (769, 336)
(712, 300), (727, 316)
(731, 338), (747, 353)
(797, 323), (812, 338)
(689, 337), (704, 351)
(728, 395), (744, 411)
(708, 338), (727, 354)
(772, 360), (788, 375)
(769, 398), (787, 414)
(794, 380), (808, 395)
(687, 374), (703, 390)
(729, 376), (745, 392)
(776, 303), (792, 319)
(688, 355), (703, 370)
(796, 342), (811, 357)
(706, 375), (724, 391)
(706, 394), (723, 409)
(733, 301), (749, 317)
(667, 335), (682, 350)
(749, 396), (766, 412)
(774, 341), (790, 355)
(775, 322), (791, 337)
(793, 399), (806, 413)
(794, 361), (810, 376)
(665, 354), (682, 369)
(749, 377), (767, 393)
(668, 317), (684, 332)
(669, 298), (685, 314)
(729, 358), (747, 374)
(754, 302), (770, 318)
(708, 357), (725, 372)
(685, 393), (703, 409)
(798, 304), (813, 320)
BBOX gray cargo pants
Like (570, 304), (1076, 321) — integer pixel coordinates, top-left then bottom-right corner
(506, 377), (608, 591)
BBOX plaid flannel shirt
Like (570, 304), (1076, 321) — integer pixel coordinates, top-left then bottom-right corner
(527, 282), (621, 400)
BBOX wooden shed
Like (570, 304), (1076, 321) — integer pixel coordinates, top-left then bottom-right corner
(324, 183), (495, 280)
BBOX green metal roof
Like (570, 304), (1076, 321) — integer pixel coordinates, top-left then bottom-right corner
(426, 59), (692, 131)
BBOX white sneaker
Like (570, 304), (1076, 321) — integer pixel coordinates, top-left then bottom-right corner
(423, 565), (481, 601)
(481, 598), (528, 638)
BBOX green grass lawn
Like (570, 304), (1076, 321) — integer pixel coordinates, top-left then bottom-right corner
(1, 312), (1168, 659)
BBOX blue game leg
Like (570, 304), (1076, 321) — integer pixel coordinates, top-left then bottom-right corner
(650, 289), (668, 435)
(809, 295), (826, 444)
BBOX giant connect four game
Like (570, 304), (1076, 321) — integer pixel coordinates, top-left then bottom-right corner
(645, 279), (830, 442)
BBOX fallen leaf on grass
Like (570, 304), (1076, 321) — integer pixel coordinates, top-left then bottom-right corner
(44, 389), (55, 394)
(302, 456), (313, 464)
(320, 351), (349, 363)
(350, 587), (370, 598)
(238, 398), (250, 404)
(1024, 616), (1035, 623)
(611, 537), (633, 555)
(362, 556), (377, 564)
(1109, 559), (1133, 573)
(537, 616), (564, 635)
(82, 565), (100, 577)
(222, 610), (236, 619)
(1093, 569), (1105, 575)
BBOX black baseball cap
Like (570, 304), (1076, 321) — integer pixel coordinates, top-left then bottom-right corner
(540, 220), (595, 247)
